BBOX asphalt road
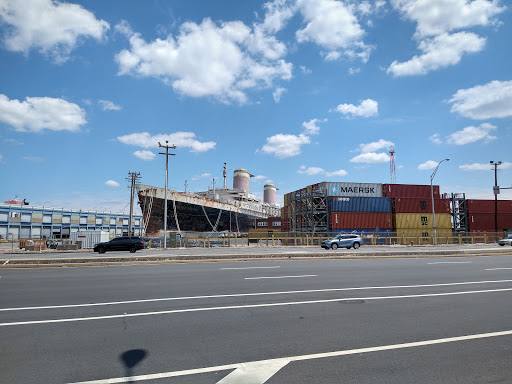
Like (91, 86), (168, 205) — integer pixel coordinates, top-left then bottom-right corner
(1, 254), (512, 383)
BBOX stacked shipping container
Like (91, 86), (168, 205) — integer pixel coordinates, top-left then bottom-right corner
(383, 184), (452, 238)
(327, 185), (392, 236)
(466, 199), (512, 232)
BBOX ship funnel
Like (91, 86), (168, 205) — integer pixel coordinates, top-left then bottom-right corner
(233, 168), (252, 193)
(264, 184), (277, 205)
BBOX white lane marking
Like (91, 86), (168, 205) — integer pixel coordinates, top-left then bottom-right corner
(221, 266), (281, 270)
(2, 287), (512, 327)
(3, 260), (9, 265)
(215, 359), (289, 384)
(245, 275), (317, 280)
(67, 329), (512, 384)
(2, 279), (512, 312)
(428, 261), (472, 264)
(486, 268), (512, 271)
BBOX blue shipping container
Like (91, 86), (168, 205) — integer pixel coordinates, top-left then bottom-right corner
(328, 197), (391, 213)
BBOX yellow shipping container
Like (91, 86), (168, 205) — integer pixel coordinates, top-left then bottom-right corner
(396, 229), (453, 238)
(394, 213), (452, 230)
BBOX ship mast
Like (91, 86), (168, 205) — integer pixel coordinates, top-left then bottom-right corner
(223, 162), (227, 189)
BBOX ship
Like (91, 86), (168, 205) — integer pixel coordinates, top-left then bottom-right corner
(136, 164), (280, 235)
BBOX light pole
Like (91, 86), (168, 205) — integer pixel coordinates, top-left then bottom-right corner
(431, 158), (450, 245)
(490, 161), (502, 239)
(158, 141), (176, 249)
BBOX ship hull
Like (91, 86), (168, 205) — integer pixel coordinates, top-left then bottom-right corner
(143, 196), (258, 233)
(136, 184), (275, 234)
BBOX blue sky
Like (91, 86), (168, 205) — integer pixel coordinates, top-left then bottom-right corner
(1, 0), (511, 214)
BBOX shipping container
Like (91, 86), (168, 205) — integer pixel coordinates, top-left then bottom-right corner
(469, 213), (512, 231)
(70, 230), (110, 249)
(394, 213), (452, 230)
(327, 196), (391, 213)
(396, 229), (453, 238)
(332, 228), (392, 236)
(330, 212), (392, 229)
(326, 182), (383, 198)
(383, 184), (440, 199)
(392, 198), (451, 214)
(466, 199), (512, 214)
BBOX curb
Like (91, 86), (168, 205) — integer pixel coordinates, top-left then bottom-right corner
(0, 248), (510, 268)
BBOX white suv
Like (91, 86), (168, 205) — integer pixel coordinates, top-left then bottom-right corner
(321, 234), (363, 250)
(499, 235), (512, 246)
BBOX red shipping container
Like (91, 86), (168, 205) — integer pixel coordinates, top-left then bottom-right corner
(467, 199), (512, 214)
(393, 198), (450, 214)
(469, 213), (512, 231)
(383, 184), (440, 199)
(330, 212), (392, 229)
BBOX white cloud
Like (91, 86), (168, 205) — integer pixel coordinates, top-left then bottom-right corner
(0, 154), (5, 164)
(260, 133), (310, 158)
(302, 118), (326, 135)
(387, 32), (485, 77)
(300, 65), (312, 74)
(418, 160), (439, 170)
(192, 172), (211, 181)
(460, 162), (512, 171)
(0, 0), (109, 62)
(391, 0), (505, 38)
(0, 94), (86, 132)
(115, 18), (292, 104)
(429, 133), (442, 144)
(298, 165), (347, 177)
(273, 87), (286, 103)
(387, 0), (504, 77)
(350, 152), (390, 163)
(117, 132), (216, 153)
(336, 98), (378, 118)
(296, 0), (370, 62)
(359, 139), (394, 153)
(348, 67), (360, 75)
(99, 100), (122, 111)
(22, 156), (44, 162)
(446, 123), (497, 145)
(449, 80), (512, 120)
(133, 150), (156, 161)
(105, 180), (120, 187)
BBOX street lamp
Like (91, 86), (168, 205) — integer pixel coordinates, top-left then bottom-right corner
(490, 161), (502, 239)
(431, 158), (450, 245)
(158, 141), (176, 249)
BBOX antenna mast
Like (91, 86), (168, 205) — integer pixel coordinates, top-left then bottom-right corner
(389, 149), (396, 184)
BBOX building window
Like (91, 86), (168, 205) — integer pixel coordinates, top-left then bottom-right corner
(257, 222), (268, 227)
(10, 212), (20, 218)
(110, 218), (116, 225)
(122, 218), (129, 226)
(62, 216), (71, 224)
(79, 216), (87, 225)
(272, 221), (281, 227)
(21, 213), (31, 222)
(96, 218), (103, 225)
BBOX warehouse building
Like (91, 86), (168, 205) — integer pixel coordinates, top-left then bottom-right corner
(0, 201), (143, 240)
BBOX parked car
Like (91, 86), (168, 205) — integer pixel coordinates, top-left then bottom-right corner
(93, 236), (145, 254)
(321, 234), (363, 250)
(499, 235), (512, 246)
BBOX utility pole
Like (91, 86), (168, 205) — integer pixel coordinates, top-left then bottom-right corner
(159, 141), (176, 249)
(490, 161), (502, 238)
(184, 180), (188, 193)
(126, 171), (141, 236)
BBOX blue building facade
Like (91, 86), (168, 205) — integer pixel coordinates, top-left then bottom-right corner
(0, 203), (143, 240)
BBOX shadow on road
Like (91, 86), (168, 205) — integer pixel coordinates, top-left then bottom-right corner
(120, 349), (148, 383)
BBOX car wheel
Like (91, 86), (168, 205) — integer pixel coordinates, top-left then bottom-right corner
(98, 247), (106, 254)
(130, 246), (136, 253)
(353, 242), (360, 249)
(346, 247), (351, 249)
(500, 243), (504, 246)
(331, 243), (338, 250)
